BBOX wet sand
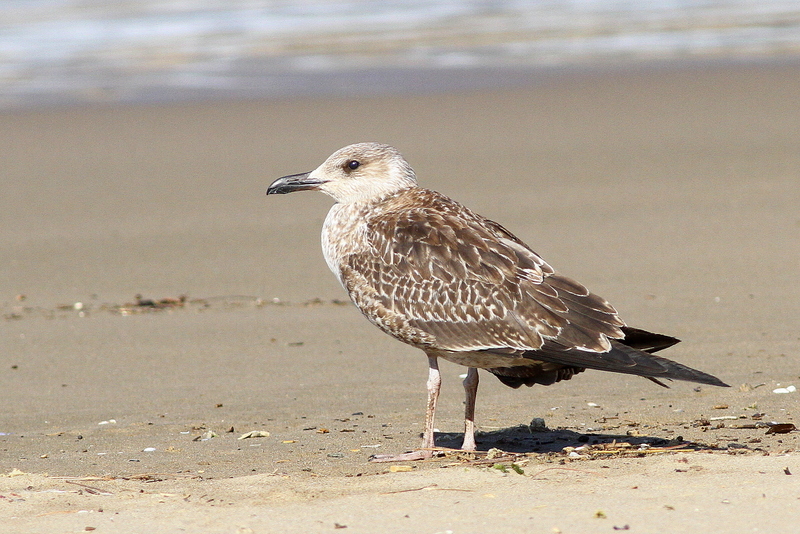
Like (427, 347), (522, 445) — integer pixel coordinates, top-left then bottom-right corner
(1, 58), (799, 532)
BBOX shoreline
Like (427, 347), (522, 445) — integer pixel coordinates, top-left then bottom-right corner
(2, 54), (800, 113)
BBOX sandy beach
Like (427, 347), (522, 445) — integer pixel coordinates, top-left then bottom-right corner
(1, 58), (799, 532)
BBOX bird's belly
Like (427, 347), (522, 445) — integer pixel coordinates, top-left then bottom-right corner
(436, 350), (544, 369)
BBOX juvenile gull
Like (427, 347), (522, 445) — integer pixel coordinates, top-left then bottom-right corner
(267, 142), (729, 461)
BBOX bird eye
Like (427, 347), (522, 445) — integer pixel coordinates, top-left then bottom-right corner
(346, 160), (360, 170)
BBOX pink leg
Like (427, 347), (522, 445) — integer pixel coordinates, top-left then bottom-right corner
(421, 355), (441, 449)
(462, 367), (479, 451)
(370, 355), (441, 462)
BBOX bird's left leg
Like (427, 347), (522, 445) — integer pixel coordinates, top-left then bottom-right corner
(461, 367), (479, 451)
(370, 355), (441, 462)
(420, 355), (441, 450)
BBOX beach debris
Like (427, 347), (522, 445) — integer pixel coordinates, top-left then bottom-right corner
(712, 404), (729, 410)
(772, 385), (796, 394)
(98, 419), (116, 425)
(334, 523), (348, 529)
(529, 417), (548, 431)
(134, 294), (186, 309)
(675, 464), (704, 473)
(380, 484), (458, 495)
(594, 510), (607, 519)
(237, 430), (270, 440)
(587, 402), (600, 408)
(765, 423), (796, 435)
(2, 468), (27, 477)
(142, 447), (156, 452)
(784, 467), (792, 475)
(726, 422), (769, 429)
(485, 448), (504, 460)
(193, 430), (218, 441)
(62, 478), (114, 496)
(491, 462), (525, 475)
(388, 465), (413, 472)
(4, 294), (351, 321)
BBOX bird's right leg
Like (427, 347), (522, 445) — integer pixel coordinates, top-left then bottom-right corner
(370, 355), (441, 462)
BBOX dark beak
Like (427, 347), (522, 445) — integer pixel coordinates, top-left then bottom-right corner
(266, 172), (323, 195)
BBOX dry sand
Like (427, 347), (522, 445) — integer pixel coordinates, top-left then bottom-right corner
(1, 58), (799, 532)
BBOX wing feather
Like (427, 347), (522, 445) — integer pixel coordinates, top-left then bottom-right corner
(340, 189), (623, 353)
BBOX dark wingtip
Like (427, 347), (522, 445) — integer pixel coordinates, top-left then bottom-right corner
(678, 368), (730, 388)
(707, 377), (731, 388)
(619, 326), (680, 353)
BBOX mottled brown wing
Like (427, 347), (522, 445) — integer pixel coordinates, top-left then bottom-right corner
(340, 190), (625, 353)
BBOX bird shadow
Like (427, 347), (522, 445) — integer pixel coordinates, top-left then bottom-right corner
(433, 424), (714, 454)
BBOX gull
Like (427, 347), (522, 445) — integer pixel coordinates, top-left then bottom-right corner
(267, 142), (729, 461)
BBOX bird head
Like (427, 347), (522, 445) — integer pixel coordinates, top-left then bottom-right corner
(267, 143), (418, 204)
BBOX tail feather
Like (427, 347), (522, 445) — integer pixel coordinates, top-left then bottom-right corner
(519, 337), (729, 387)
(486, 327), (729, 389)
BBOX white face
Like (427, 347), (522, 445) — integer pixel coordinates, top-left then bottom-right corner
(309, 143), (418, 204)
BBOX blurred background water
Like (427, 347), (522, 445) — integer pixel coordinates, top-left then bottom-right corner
(1, 0), (799, 109)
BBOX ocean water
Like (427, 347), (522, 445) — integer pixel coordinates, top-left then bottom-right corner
(1, 0), (799, 108)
